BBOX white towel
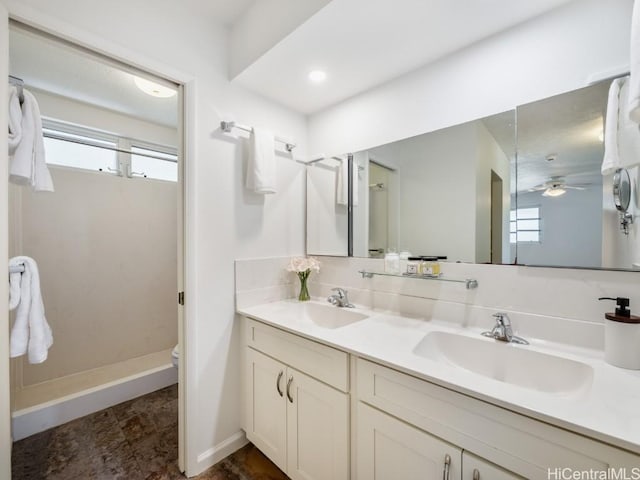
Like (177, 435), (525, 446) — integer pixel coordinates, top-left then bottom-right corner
(629, 0), (640, 123)
(246, 128), (276, 194)
(619, 80), (640, 169)
(336, 157), (359, 206)
(9, 256), (53, 364)
(602, 78), (625, 175)
(9, 89), (54, 192)
(8, 86), (22, 155)
(9, 269), (21, 311)
(602, 77), (640, 175)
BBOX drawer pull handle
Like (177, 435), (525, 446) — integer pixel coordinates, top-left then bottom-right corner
(473, 469), (480, 480)
(286, 376), (294, 403)
(276, 371), (284, 397)
(442, 454), (451, 480)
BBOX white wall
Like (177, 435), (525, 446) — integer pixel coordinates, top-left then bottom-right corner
(474, 122), (510, 264)
(306, 160), (348, 256)
(352, 151), (370, 257)
(32, 88), (178, 147)
(518, 189), (602, 268)
(10, 167), (178, 386)
(2, 0), (308, 475)
(309, 0), (633, 155)
(229, 0), (331, 78)
(369, 123), (478, 261)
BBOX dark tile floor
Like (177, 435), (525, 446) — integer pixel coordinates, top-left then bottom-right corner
(12, 385), (289, 480)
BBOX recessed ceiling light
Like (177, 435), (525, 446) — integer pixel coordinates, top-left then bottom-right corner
(308, 70), (327, 83)
(134, 76), (177, 98)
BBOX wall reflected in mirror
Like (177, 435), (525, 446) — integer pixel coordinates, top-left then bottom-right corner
(516, 77), (640, 270)
(306, 156), (349, 256)
(305, 76), (640, 271)
(352, 111), (516, 264)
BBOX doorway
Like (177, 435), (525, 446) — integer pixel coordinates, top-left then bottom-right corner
(368, 161), (393, 257)
(491, 170), (504, 263)
(6, 21), (186, 471)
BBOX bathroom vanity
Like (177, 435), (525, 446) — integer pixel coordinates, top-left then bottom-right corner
(239, 300), (640, 480)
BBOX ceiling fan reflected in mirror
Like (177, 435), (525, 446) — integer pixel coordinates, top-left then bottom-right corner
(528, 176), (591, 198)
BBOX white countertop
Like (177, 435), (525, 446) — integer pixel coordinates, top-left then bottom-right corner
(238, 299), (640, 455)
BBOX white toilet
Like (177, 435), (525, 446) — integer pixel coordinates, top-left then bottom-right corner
(171, 344), (179, 368)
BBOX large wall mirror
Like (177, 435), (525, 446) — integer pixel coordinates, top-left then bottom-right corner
(307, 75), (640, 271)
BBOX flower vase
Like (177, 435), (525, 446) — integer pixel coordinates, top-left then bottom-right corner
(297, 270), (311, 302)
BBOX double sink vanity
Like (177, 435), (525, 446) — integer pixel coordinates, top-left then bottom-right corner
(239, 297), (640, 480)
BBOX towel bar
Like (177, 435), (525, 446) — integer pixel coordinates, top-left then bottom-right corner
(9, 265), (25, 274)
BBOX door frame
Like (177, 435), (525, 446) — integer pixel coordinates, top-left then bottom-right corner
(0, 4), (199, 474)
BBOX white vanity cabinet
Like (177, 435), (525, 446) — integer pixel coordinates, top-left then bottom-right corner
(463, 452), (522, 480)
(356, 358), (638, 480)
(357, 402), (462, 480)
(242, 318), (350, 480)
(240, 314), (639, 480)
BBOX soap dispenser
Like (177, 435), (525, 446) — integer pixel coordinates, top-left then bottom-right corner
(598, 297), (640, 369)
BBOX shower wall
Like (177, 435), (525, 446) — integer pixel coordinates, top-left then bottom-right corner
(9, 90), (177, 396)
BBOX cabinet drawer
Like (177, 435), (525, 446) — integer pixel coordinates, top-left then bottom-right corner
(244, 317), (349, 392)
(356, 358), (638, 479)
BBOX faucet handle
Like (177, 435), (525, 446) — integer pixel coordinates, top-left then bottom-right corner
(492, 312), (511, 326)
(331, 287), (347, 298)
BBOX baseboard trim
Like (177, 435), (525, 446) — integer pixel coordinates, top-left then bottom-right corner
(12, 364), (177, 441)
(194, 430), (248, 475)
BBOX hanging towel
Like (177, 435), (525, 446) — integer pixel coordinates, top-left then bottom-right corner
(336, 157), (359, 206)
(9, 268), (21, 311)
(9, 89), (54, 192)
(602, 78), (624, 175)
(246, 128), (276, 194)
(602, 77), (640, 175)
(619, 80), (640, 169)
(8, 86), (22, 155)
(9, 256), (53, 364)
(629, 0), (640, 123)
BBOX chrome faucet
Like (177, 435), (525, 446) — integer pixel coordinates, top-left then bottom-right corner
(481, 312), (529, 345)
(327, 288), (355, 308)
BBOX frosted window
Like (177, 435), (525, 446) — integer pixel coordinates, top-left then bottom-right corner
(510, 207), (541, 244)
(131, 146), (178, 182)
(43, 131), (117, 172)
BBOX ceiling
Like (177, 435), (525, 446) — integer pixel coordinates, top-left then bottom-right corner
(516, 81), (609, 193)
(182, 0), (256, 26)
(9, 27), (179, 129)
(232, 0), (575, 114)
(7, 0), (580, 128)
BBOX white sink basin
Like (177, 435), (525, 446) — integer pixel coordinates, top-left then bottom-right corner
(413, 331), (593, 395)
(302, 302), (369, 329)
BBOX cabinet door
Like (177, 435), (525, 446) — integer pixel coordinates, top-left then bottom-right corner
(286, 367), (350, 480)
(245, 348), (287, 473)
(357, 402), (461, 480)
(463, 452), (523, 480)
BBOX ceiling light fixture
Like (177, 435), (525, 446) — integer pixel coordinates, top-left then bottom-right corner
(134, 76), (177, 98)
(542, 186), (567, 197)
(308, 70), (327, 83)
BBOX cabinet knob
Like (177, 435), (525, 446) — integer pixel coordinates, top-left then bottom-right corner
(286, 376), (294, 403)
(276, 371), (284, 397)
(442, 454), (451, 480)
(473, 469), (480, 480)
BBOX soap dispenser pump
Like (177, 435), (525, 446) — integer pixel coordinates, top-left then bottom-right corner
(598, 296), (640, 369)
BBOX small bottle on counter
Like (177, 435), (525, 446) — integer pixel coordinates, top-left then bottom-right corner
(598, 296), (640, 370)
(399, 251), (411, 274)
(420, 257), (441, 276)
(406, 257), (421, 275)
(384, 250), (400, 274)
